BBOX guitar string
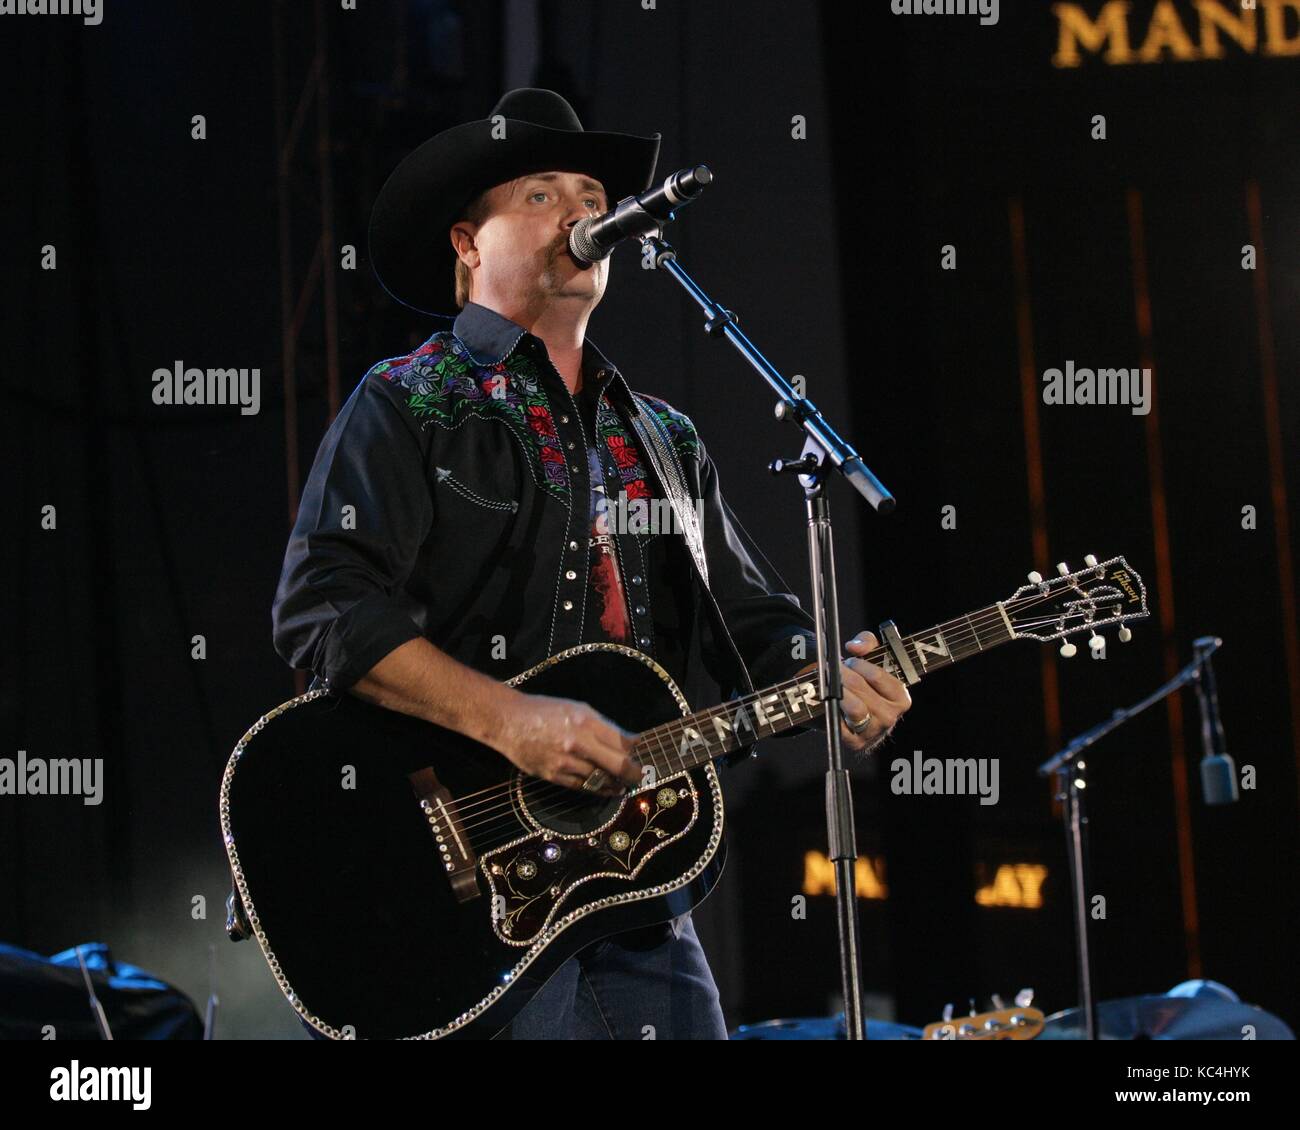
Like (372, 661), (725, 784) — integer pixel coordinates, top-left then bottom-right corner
(437, 585), (1126, 842)
(445, 590), (1120, 842)
(443, 581), (1105, 826)
(441, 586), (1121, 836)
(451, 602), (1113, 853)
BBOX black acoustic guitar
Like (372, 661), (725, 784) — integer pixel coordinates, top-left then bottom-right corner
(221, 554), (1147, 1039)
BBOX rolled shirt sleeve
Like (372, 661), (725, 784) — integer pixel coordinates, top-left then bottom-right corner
(271, 374), (434, 692)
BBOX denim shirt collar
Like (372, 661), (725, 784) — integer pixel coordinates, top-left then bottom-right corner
(451, 300), (628, 404)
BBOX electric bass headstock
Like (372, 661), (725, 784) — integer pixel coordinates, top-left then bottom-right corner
(923, 990), (1045, 1040)
(922, 1006), (1045, 1041)
(1000, 553), (1149, 657)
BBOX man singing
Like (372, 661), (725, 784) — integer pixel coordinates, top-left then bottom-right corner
(272, 88), (911, 1039)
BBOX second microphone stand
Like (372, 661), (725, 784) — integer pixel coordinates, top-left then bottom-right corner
(1038, 636), (1226, 1040)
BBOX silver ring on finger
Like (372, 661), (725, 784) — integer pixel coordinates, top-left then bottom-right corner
(847, 711), (873, 735)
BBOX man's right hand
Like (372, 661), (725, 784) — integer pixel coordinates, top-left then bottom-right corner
(490, 691), (643, 796)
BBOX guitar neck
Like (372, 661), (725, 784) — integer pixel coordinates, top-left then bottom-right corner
(631, 602), (1016, 778)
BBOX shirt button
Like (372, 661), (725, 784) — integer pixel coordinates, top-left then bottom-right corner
(560, 415), (570, 424)
(570, 464), (579, 474)
(565, 570), (577, 580)
(563, 600), (574, 611)
(635, 605), (646, 616)
(566, 441), (575, 450)
(638, 636), (651, 648)
(569, 540), (578, 550)
(631, 575), (642, 585)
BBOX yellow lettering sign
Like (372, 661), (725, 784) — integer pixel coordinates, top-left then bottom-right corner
(1052, 0), (1300, 65)
(802, 851), (888, 899)
(975, 863), (1047, 908)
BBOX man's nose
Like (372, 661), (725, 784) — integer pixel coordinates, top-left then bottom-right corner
(560, 194), (595, 229)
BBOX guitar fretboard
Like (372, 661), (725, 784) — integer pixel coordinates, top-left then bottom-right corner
(631, 603), (1015, 778)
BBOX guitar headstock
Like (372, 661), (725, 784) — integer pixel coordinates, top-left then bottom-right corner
(1000, 554), (1149, 656)
(922, 1006), (1045, 1041)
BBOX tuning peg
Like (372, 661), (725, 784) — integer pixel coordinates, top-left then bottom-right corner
(1015, 987), (1035, 1008)
(1084, 554), (1098, 567)
(968, 997), (977, 1017)
(991, 993), (1005, 1010)
(1060, 640), (1077, 658)
(1027, 570), (1043, 584)
(942, 1002), (953, 1022)
(1056, 562), (1071, 576)
(1089, 631), (1105, 656)
(1118, 625), (1132, 643)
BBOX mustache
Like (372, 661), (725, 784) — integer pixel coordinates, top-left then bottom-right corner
(548, 235), (591, 269)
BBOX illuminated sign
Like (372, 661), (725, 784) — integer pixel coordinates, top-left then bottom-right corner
(975, 863), (1048, 908)
(802, 853), (1047, 908)
(803, 851), (889, 899)
(1052, 0), (1300, 66)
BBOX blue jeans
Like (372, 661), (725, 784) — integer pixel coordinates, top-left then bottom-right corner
(495, 912), (728, 1040)
(299, 912), (727, 1040)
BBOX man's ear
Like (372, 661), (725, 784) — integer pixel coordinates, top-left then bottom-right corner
(449, 221), (478, 267)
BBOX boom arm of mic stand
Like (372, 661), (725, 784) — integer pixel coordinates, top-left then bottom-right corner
(640, 233), (895, 513)
(1038, 639), (1221, 776)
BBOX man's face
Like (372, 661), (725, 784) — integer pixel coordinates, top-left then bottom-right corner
(455, 170), (610, 311)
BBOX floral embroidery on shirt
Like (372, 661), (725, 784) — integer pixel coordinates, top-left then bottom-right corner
(595, 394), (653, 503)
(369, 334), (570, 501)
(366, 334), (698, 510)
(635, 392), (701, 461)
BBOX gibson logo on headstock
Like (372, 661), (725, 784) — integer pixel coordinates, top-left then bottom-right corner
(1110, 568), (1139, 603)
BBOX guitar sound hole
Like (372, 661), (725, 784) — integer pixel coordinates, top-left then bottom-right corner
(517, 778), (622, 836)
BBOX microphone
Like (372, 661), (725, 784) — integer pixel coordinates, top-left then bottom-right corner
(1192, 636), (1238, 805)
(569, 164), (712, 264)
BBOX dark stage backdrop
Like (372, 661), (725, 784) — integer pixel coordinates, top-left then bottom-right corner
(1, 0), (1296, 1038)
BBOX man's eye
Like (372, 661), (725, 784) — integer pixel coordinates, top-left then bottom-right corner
(530, 191), (547, 202)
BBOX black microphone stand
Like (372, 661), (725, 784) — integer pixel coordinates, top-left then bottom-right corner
(1037, 636), (1225, 1040)
(637, 229), (895, 1041)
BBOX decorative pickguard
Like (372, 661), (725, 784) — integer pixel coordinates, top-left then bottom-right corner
(481, 777), (700, 946)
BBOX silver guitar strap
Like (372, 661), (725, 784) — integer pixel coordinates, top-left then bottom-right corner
(629, 395), (708, 587)
(628, 394), (758, 706)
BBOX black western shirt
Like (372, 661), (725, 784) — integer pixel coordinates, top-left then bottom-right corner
(271, 301), (821, 761)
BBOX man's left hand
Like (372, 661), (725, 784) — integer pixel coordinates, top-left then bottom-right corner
(796, 630), (912, 753)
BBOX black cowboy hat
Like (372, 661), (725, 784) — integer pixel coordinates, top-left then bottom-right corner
(368, 87), (661, 317)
